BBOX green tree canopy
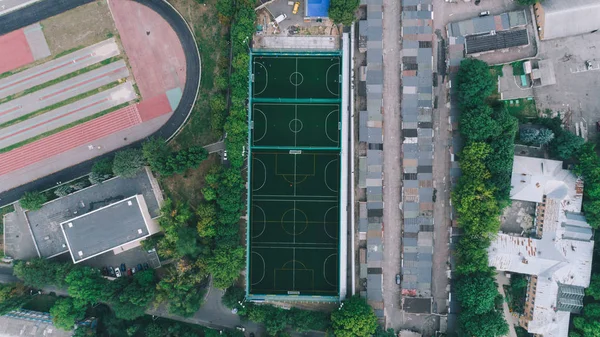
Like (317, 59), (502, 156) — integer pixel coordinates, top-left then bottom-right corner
(456, 58), (496, 110)
(112, 148), (145, 178)
(459, 310), (509, 337)
(460, 105), (501, 142)
(222, 286), (245, 309)
(455, 273), (499, 314)
(328, 0), (359, 25)
(330, 296), (378, 337)
(586, 274), (600, 300)
(20, 191), (47, 211)
(109, 270), (157, 320)
(50, 297), (87, 331)
(13, 258), (72, 288)
(207, 245), (245, 289)
(0, 282), (33, 315)
(65, 267), (107, 305)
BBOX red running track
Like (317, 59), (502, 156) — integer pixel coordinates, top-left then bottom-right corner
(0, 29), (34, 74)
(0, 104), (142, 175)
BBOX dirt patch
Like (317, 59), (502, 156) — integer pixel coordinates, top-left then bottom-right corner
(160, 155), (219, 206)
(40, 0), (117, 55)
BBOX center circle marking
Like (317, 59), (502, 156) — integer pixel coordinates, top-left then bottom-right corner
(281, 208), (308, 236)
(289, 119), (303, 133)
(289, 72), (304, 86)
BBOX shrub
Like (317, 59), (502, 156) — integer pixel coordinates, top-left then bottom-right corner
(20, 191), (47, 211)
(112, 148), (145, 178)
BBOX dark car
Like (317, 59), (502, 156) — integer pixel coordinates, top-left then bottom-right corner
(137, 264), (143, 272)
(101, 267), (108, 276)
(143, 263), (149, 270)
(127, 268), (133, 277)
(108, 267), (116, 277)
(120, 263), (126, 273)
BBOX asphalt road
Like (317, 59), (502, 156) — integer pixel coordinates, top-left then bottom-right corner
(0, 0), (201, 206)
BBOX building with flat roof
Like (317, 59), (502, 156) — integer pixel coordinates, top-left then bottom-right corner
(489, 156), (593, 337)
(61, 195), (154, 263)
(534, 0), (600, 40)
(25, 169), (162, 260)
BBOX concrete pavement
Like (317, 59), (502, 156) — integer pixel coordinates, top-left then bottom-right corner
(381, 0), (403, 329)
(0, 81), (137, 149)
(0, 60), (129, 125)
(0, 38), (120, 100)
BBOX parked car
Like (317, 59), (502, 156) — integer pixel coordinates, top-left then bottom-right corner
(396, 274), (401, 285)
(143, 263), (149, 270)
(479, 10), (490, 16)
(292, 1), (300, 14)
(115, 268), (122, 278)
(127, 268), (132, 277)
(137, 264), (143, 272)
(235, 326), (246, 332)
(101, 267), (108, 276)
(108, 267), (116, 277)
(131, 267), (137, 275)
(120, 263), (126, 273)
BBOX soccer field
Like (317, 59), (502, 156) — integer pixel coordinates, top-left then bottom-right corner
(248, 52), (342, 299)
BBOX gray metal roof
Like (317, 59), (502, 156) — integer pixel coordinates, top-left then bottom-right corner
(61, 195), (150, 263)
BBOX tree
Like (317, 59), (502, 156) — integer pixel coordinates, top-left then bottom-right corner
(534, 128), (554, 145)
(456, 58), (495, 110)
(65, 267), (107, 305)
(330, 296), (378, 337)
(584, 303), (600, 318)
(50, 297), (87, 331)
(459, 310), (509, 337)
(175, 227), (205, 258)
(155, 263), (208, 317)
(550, 130), (584, 160)
(586, 274), (600, 300)
(520, 128), (539, 143)
(13, 259), (72, 288)
(197, 203), (218, 238)
(373, 327), (397, 337)
(89, 157), (113, 184)
(0, 282), (33, 315)
(288, 308), (330, 332)
(460, 105), (500, 142)
(207, 245), (245, 289)
(112, 148), (145, 178)
(455, 273), (499, 314)
(20, 191), (47, 211)
(72, 326), (96, 337)
(109, 270), (157, 320)
(516, 0), (541, 5)
(222, 286), (245, 309)
(328, 0), (359, 25)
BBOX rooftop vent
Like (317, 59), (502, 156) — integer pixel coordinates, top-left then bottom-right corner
(67, 223), (73, 228)
(78, 251), (83, 257)
(138, 229), (143, 234)
(128, 200), (133, 206)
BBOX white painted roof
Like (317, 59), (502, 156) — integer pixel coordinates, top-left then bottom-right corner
(490, 156), (593, 337)
(510, 156), (578, 203)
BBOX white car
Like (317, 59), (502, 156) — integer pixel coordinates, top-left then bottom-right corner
(115, 268), (122, 277)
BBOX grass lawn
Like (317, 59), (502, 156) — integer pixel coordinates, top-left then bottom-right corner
(512, 61), (525, 76)
(40, 1), (117, 56)
(504, 98), (537, 120)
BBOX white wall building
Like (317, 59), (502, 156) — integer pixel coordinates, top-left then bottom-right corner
(489, 156), (594, 337)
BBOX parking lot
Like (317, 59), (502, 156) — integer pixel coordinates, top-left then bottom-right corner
(533, 32), (600, 139)
(80, 246), (161, 274)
